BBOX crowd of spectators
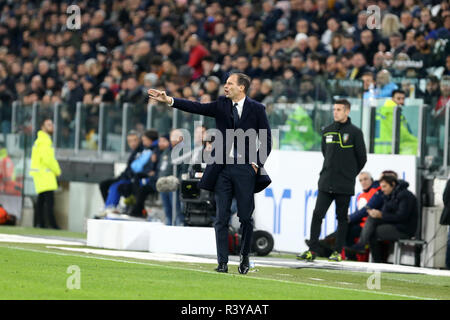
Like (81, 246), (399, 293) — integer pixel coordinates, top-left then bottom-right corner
(0, 0), (449, 139)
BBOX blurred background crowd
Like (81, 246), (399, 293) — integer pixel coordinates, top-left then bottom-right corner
(0, 0), (449, 140)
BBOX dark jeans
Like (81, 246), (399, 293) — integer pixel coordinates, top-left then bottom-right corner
(35, 191), (58, 229)
(362, 217), (409, 263)
(130, 183), (156, 217)
(308, 191), (351, 254)
(322, 220), (362, 256)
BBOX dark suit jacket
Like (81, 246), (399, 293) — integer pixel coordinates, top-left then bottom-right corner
(172, 96), (272, 193)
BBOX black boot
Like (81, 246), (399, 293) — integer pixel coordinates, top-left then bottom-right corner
(238, 255), (249, 274)
(215, 263), (228, 273)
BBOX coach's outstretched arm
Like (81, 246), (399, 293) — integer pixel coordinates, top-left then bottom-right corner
(148, 89), (218, 118)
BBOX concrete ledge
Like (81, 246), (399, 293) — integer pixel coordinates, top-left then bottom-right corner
(87, 219), (164, 251)
(148, 225), (216, 255)
(86, 219), (216, 255)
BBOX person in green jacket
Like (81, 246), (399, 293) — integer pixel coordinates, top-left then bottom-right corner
(30, 118), (61, 229)
(374, 89), (418, 155)
(281, 105), (321, 151)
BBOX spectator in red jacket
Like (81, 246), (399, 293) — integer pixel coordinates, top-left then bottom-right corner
(186, 34), (210, 80)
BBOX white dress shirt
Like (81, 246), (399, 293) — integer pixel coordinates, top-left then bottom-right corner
(232, 96), (246, 118)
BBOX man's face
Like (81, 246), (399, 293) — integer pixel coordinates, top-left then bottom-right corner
(127, 134), (139, 150)
(380, 180), (395, 195)
(352, 54), (366, 68)
(141, 136), (153, 148)
(401, 12), (412, 27)
(158, 137), (170, 150)
(170, 130), (183, 147)
(362, 74), (374, 90)
(359, 173), (372, 190)
(393, 92), (405, 106)
(333, 104), (350, 123)
(224, 74), (244, 101)
(326, 56), (336, 72)
(236, 57), (248, 71)
(426, 80), (438, 92)
(360, 31), (372, 46)
(376, 71), (389, 86)
(389, 35), (401, 49)
(41, 119), (54, 134)
(416, 35), (426, 49)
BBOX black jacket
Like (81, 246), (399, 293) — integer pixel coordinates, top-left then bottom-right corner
(381, 180), (418, 237)
(318, 117), (367, 195)
(440, 179), (450, 225)
(172, 96), (272, 193)
(119, 144), (144, 180)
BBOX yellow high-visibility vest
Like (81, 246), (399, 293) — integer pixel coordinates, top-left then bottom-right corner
(374, 99), (418, 155)
(29, 130), (61, 194)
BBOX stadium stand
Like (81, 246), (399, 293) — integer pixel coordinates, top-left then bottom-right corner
(0, 0), (449, 266)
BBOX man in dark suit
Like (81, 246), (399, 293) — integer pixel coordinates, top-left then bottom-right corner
(148, 73), (272, 274)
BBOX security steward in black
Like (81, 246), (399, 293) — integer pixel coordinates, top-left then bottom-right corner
(297, 99), (367, 262)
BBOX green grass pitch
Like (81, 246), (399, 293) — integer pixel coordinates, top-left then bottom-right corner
(1, 226), (449, 300)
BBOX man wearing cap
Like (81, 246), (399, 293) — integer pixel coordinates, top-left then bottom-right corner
(148, 72), (272, 274)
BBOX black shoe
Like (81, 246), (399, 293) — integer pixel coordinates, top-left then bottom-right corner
(215, 263), (228, 273)
(344, 243), (366, 256)
(238, 255), (250, 274)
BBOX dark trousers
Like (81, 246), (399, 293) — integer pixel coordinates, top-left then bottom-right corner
(321, 221), (362, 252)
(446, 229), (450, 269)
(363, 217), (409, 263)
(214, 164), (256, 264)
(130, 183), (156, 217)
(308, 190), (351, 254)
(35, 191), (58, 229)
(99, 178), (119, 202)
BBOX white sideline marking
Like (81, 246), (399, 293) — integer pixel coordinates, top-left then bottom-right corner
(48, 245), (239, 265)
(0, 234), (84, 246)
(2, 245), (436, 300)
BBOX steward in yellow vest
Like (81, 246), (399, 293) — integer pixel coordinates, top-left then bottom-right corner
(30, 118), (61, 229)
(374, 90), (418, 155)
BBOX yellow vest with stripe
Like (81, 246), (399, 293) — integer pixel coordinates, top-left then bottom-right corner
(30, 130), (61, 194)
(374, 99), (418, 155)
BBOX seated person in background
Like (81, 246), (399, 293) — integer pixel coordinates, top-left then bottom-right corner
(311, 171), (380, 258)
(315, 170), (395, 258)
(344, 172), (380, 260)
(99, 130), (141, 204)
(126, 131), (160, 218)
(154, 134), (173, 225)
(354, 174), (418, 263)
(99, 129), (159, 216)
(186, 125), (209, 178)
(158, 129), (189, 226)
(374, 69), (398, 98)
(345, 170), (398, 256)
